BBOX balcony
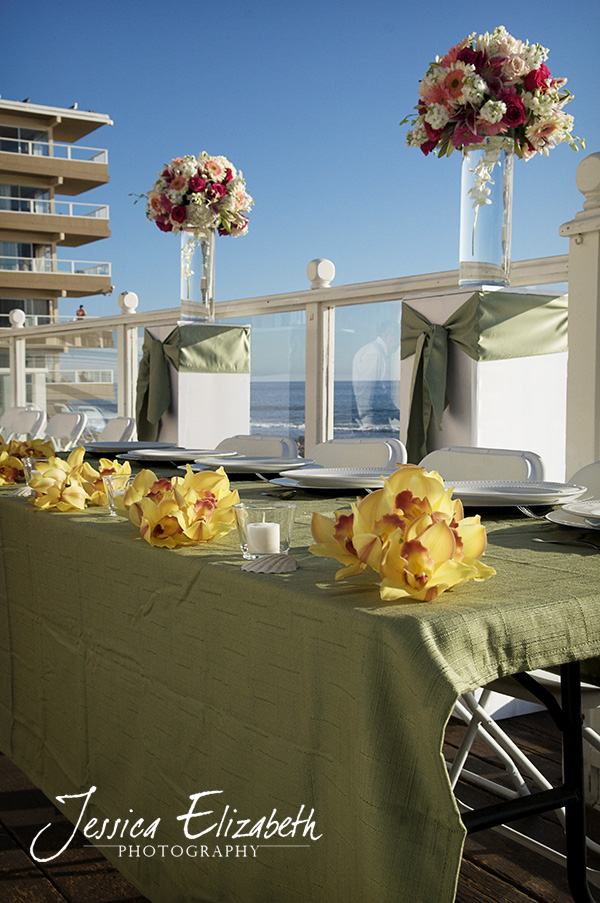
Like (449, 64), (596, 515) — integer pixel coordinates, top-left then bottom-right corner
(0, 254), (112, 297)
(0, 197), (110, 246)
(0, 137), (109, 195)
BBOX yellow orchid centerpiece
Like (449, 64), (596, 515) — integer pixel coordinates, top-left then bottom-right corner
(29, 447), (90, 511)
(310, 464), (495, 602)
(0, 436), (55, 485)
(28, 447), (131, 511)
(126, 465), (239, 548)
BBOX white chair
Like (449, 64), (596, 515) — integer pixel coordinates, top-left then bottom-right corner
(96, 416), (136, 442)
(44, 412), (87, 451)
(0, 407), (47, 441)
(307, 437), (407, 468)
(569, 461), (600, 497)
(215, 434), (298, 458)
(419, 446), (545, 481)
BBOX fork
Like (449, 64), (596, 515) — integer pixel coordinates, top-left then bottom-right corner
(517, 505), (550, 520)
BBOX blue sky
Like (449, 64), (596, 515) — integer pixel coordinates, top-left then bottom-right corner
(3, 0), (599, 317)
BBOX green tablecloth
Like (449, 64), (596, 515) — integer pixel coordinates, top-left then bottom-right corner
(1, 482), (600, 903)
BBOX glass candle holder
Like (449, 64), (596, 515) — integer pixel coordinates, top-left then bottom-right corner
(103, 473), (135, 517)
(233, 502), (297, 559)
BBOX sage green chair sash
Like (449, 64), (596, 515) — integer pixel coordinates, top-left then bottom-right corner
(401, 291), (568, 463)
(136, 324), (251, 442)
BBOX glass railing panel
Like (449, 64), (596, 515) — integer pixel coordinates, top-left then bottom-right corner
(333, 300), (402, 440)
(25, 328), (119, 439)
(218, 309), (307, 453)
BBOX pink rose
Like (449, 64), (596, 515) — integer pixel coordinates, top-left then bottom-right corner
(171, 206), (187, 224)
(499, 91), (526, 127)
(156, 217), (173, 232)
(419, 138), (439, 156)
(189, 175), (206, 192)
(160, 193), (172, 213)
(524, 64), (551, 93)
(161, 168), (172, 182)
(206, 183), (226, 200)
(224, 168), (234, 183)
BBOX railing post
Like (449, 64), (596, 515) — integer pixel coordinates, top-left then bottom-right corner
(8, 309), (27, 407)
(560, 153), (600, 477)
(117, 292), (139, 418)
(304, 260), (335, 452)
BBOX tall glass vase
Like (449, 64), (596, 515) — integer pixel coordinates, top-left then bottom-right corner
(459, 137), (514, 287)
(180, 229), (215, 321)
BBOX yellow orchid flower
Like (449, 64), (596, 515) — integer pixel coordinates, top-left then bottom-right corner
(29, 465), (88, 511)
(130, 465), (239, 548)
(310, 464), (495, 602)
(0, 449), (24, 485)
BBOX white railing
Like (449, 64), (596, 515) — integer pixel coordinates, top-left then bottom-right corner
(0, 256), (111, 276)
(0, 254), (569, 454)
(0, 136), (108, 164)
(1, 150), (599, 466)
(0, 196), (109, 218)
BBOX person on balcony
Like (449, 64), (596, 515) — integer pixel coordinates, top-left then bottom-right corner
(76, 305), (87, 319)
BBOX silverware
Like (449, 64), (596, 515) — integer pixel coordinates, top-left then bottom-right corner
(532, 537), (600, 551)
(517, 505), (549, 520)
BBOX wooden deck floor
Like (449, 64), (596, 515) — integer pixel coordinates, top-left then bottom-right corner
(1, 710), (598, 903)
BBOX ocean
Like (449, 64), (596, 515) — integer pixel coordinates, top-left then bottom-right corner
(251, 380), (400, 453)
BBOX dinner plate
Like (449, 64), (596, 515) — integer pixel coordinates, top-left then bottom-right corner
(270, 476), (372, 492)
(563, 498), (600, 518)
(190, 456), (314, 474)
(546, 509), (600, 531)
(280, 467), (397, 489)
(448, 480), (587, 507)
(84, 441), (177, 455)
(124, 447), (239, 462)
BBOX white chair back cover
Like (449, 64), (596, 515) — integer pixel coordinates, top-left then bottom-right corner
(307, 438), (407, 468)
(215, 434), (298, 458)
(569, 462), (600, 497)
(44, 412), (87, 451)
(0, 407), (47, 441)
(98, 416), (136, 442)
(418, 446), (545, 481)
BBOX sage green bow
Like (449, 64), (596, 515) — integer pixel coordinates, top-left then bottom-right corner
(136, 324), (251, 441)
(401, 291), (568, 463)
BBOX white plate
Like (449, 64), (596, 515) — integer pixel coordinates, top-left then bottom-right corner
(281, 467), (397, 489)
(270, 476), (371, 492)
(448, 480), (587, 507)
(84, 441), (177, 455)
(563, 498), (600, 518)
(124, 447), (238, 462)
(190, 456), (313, 474)
(547, 509), (600, 531)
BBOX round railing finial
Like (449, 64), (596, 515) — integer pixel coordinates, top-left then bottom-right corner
(576, 152), (600, 211)
(9, 309), (26, 328)
(118, 291), (139, 313)
(307, 259), (335, 289)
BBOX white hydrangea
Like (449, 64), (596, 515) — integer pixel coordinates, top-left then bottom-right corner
(418, 67), (445, 100)
(424, 103), (450, 130)
(521, 41), (548, 73)
(406, 124), (429, 147)
(462, 73), (487, 105)
(479, 100), (507, 124)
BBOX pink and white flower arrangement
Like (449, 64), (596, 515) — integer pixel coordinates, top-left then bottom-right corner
(403, 26), (583, 160)
(146, 153), (253, 237)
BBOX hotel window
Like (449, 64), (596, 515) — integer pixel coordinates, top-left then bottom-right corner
(0, 184), (50, 213)
(0, 126), (49, 155)
(0, 241), (34, 270)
